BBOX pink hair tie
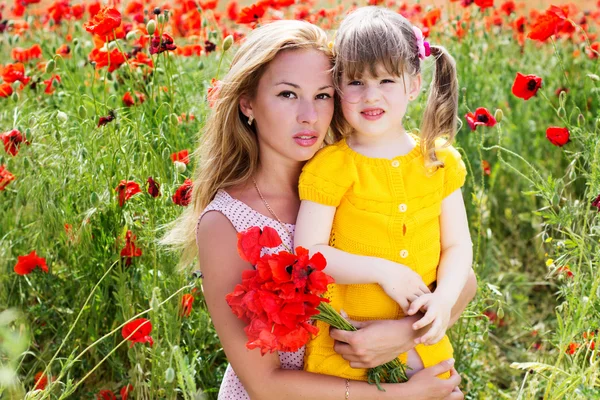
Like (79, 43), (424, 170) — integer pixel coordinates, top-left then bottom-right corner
(412, 26), (431, 60)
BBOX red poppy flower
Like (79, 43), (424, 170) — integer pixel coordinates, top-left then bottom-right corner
(1, 63), (30, 85)
(170, 149), (190, 164)
(591, 194), (600, 212)
(1, 129), (29, 156)
(121, 91), (145, 106)
(116, 180), (141, 206)
(121, 318), (153, 347)
(120, 384), (133, 400)
(0, 83), (13, 98)
(56, 44), (71, 57)
(474, 0), (493, 9)
(43, 75), (61, 95)
(181, 293), (194, 317)
(528, 10), (562, 41)
(89, 48), (127, 72)
(147, 177), (160, 197)
(84, 7), (121, 37)
(98, 110), (116, 127)
(546, 127), (570, 147)
(0, 165), (16, 190)
(33, 371), (48, 390)
(200, 0), (218, 9)
(14, 250), (48, 275)
(120, 230), (142, 266)
(237, 3), (266, 24)
(566, 342), (579, 355)
(465, 107), (497, 130)
(482, 160), (491, 176)
(130, 52), (154, 68)
(557, 265), (573, 278)
(237, 226), (282, 264)
(512, 72), (542, 100)
(11, 44), (42, 62)
(227, 1), (239, 21)
(172, 178), (193, 206)
(500, 0), (515, 15)
(97, 390), (116, 400)
(149, 33), (177, 55)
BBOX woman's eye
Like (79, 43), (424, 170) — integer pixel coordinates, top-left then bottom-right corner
(316, 93), (332, 100)
(278, 91), (297, 99)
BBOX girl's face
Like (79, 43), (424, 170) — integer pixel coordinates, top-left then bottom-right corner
(240, 48), (335, 163)
(340, 63), (421, 140)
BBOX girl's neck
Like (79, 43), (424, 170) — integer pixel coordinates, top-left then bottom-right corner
(347, 129), (417, 159)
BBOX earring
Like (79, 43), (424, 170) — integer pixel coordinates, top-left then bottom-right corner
(409, 95), (414, 101)
(247, 115), (254, 126)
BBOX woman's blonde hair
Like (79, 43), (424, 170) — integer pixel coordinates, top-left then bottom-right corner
(159, 20), (335, 269)
(331, 6), (459, 168)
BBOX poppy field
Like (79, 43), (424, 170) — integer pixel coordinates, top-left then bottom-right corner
(1, 0), (600, 398)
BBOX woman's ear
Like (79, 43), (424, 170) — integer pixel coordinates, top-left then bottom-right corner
(239, 94), (253, 118)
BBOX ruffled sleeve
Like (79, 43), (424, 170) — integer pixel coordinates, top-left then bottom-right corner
(436, 143), (468, 199)
(298, 145), (357, 207)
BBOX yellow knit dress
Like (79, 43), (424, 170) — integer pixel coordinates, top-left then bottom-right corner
(298, 134), (467, 381)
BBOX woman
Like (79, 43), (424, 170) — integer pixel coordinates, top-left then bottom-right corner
(161, 20), (476, 399)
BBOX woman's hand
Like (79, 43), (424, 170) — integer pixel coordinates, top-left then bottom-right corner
(329, 316), (425, 368)
(402, 359), (464, 400)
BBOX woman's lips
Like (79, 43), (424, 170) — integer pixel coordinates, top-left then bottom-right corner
(293, 131), (318, 147)
(361, 108), (385, 121)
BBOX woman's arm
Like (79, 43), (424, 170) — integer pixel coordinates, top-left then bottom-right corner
(330, 269), (477, 368)
(197, 211), (462, 400)
(294, 200), (431, 312)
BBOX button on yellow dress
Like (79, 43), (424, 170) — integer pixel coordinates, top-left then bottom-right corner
(298, 134), (467, 381)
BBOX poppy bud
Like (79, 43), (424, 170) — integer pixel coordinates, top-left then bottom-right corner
(223, 35), (233, 51)
(202, 18), (208, 28)
(165, 367), (175, 383)
(163, 10), (170, 22)
(11, 92), (18, 101)
(158, 14), (165, 24)
(11, 81), (21, 90)
(73, 38), (79, 46)
(588, 73), (600, 82)
(45, 59), (56, 74)
(57, 111), (68, 122)
(170, 113), (179, 125)
(147, 19), (156, 35)
(150, 287), (161, 311)
(497, 307), (504, 319)
(78, 105), (87, 118)
(494, 109), (503, 122)
(174, 161), (186, 173)
(126, 30), (138, 41)
(108, 41), (118, 51)
(198, 61), (204, 70)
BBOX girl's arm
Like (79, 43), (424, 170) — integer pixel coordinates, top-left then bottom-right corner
(408, 189), (474, 344)
(294, 200), (431, 312)
(196, 211), (460, 400)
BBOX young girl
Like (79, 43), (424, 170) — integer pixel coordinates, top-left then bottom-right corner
(295, 7), (474, 383)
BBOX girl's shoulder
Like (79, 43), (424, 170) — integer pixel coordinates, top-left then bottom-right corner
(433, 137), (464, 169)
(303, 140), (354, 171)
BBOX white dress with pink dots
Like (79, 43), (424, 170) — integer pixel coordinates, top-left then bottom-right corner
(196, 189), (305, 399)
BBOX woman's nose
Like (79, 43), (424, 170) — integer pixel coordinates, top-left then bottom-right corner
(297, 99), (318, 125)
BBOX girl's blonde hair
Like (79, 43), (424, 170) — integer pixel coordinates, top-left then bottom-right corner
(159, 20), (335, 269)
(331, 6), (459, 168)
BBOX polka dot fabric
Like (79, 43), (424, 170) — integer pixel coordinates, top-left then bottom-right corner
(196, 189), (305, 399)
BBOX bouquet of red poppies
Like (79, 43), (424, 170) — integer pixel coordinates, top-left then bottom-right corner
(225, 226), (334, 355)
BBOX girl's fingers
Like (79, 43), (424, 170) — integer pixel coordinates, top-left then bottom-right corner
(413, 308), (435, 330)
(421, 317), (442, 344)
(408, 295), (429, 316)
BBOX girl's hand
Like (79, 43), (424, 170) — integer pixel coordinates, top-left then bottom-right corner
(378, 262), (431, 313)
(407, 293), (452, 345)
(397, 359), (463, 400)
